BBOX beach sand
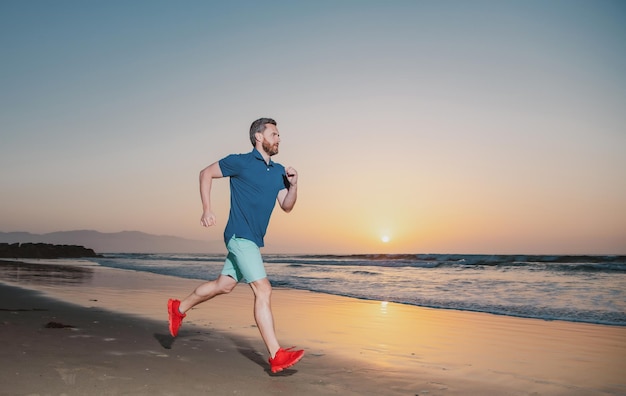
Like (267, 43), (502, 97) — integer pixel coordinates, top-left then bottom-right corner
(0, 259), (624, 395)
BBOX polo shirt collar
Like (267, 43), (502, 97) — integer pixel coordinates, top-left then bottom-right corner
(252, 148), (274, 167)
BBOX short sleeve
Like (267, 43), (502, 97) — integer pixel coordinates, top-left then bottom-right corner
(218, 154), (242, 177)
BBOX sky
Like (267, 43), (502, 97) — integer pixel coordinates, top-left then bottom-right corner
(1, 0), (625, 255)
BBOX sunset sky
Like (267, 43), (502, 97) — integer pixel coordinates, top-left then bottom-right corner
(1, 1), (625, 254)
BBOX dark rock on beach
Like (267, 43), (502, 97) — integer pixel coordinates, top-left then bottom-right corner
(0, 242), (100, 259)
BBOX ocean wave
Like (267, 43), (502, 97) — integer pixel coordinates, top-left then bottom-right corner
(351, 270), (380, 276)
(104, 253), (225, 264)
(263, 254), (626, 273)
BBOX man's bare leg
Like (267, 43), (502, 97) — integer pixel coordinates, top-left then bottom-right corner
(178, 274), (237, 314)
(249, 277), (280, 358)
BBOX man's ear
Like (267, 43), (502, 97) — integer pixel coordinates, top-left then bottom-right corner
(255, 132), (263, 143)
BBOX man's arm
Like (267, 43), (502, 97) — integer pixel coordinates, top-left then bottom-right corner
(199, 161), (223, 227)
(277, 166), (298, 213)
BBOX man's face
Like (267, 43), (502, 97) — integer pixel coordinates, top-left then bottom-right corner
(259, 124), (280, 156)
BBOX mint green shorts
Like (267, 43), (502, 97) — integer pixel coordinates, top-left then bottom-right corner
(221, 236), (267, 283)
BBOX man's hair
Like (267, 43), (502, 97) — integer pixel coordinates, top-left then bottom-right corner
(249, 118), (277, 147)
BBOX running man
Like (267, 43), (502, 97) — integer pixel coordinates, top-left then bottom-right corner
(167, 118), (304, 373)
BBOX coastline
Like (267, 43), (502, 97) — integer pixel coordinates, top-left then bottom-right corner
(1, 259), (625, 395)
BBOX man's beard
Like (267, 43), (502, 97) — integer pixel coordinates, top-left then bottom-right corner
(262, 139), (279, 156)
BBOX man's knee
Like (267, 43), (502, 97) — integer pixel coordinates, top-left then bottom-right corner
(250, 278), (272, 298)
(216, 275), (237, 294)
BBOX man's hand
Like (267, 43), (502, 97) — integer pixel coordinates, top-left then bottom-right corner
(200, 211), (217, 227)
(285, 166), (298, 187)
(278, 166), (298, 212)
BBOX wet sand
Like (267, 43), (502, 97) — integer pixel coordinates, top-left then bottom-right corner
(1, 259), (624, 395)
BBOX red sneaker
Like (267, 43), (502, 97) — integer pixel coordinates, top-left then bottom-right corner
(269, 347), (304, 373)
(167, 299), (186, 337)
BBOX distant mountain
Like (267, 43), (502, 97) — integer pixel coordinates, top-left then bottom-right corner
(0, 230), (222, 254)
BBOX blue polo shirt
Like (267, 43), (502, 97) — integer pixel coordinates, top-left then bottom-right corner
(218, 148), (289, 247)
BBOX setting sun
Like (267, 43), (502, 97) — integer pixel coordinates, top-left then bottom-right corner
(381, 235), (390, 243)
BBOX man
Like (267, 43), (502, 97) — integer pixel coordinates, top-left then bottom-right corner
(167, 118), (304, 374)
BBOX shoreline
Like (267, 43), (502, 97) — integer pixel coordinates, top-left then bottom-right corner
(1, 259), (625, 395)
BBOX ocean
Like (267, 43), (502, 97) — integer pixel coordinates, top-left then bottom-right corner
(92, 253), (626, 327)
